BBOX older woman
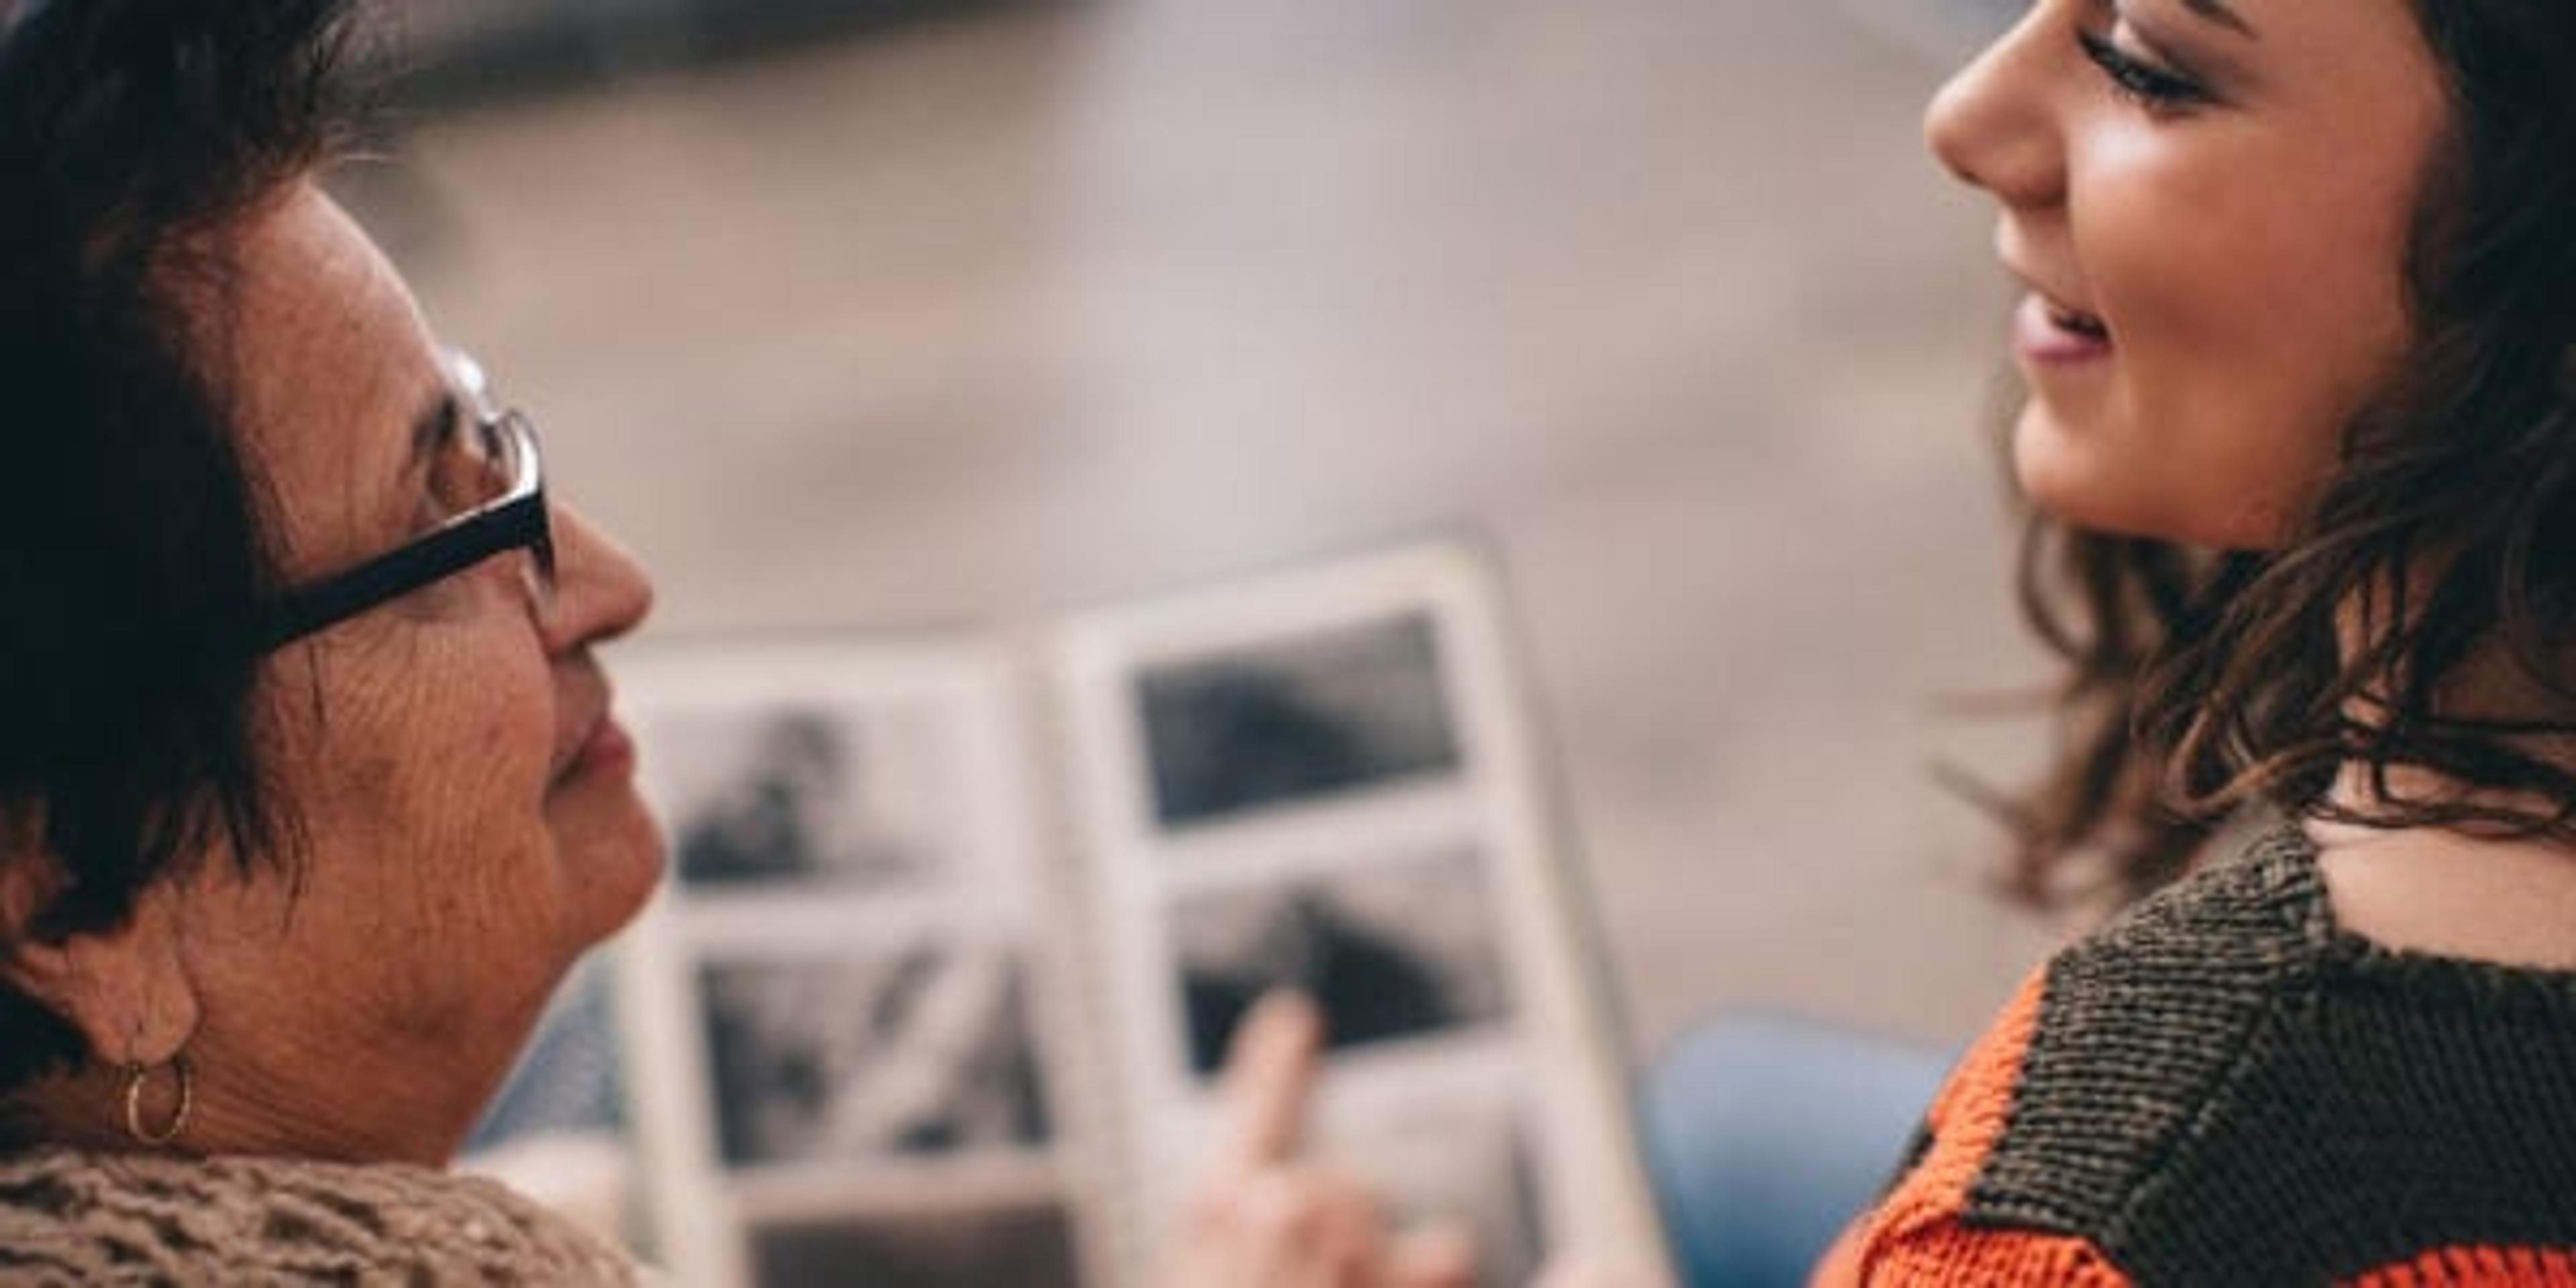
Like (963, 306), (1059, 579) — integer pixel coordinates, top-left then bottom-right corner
(0, 4), (1476, 1284)
(0, 0), (659, 1277)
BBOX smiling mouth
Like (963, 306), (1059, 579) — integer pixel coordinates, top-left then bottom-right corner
(2014, 292), (2114, 366)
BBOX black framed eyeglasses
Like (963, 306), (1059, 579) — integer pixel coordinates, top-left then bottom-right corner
(256, 348), (555, 651)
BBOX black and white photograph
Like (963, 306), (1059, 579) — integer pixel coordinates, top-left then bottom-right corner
(697, 945), (1051, 1169)
(746, 1199), (1085, 1288)
(1134, 612), (1464, 828)
(1171, 849), (1512, 1075)
(645, 700), (959, 890)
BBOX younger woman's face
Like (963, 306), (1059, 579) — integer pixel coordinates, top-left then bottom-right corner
(1926, 0), (2450, 549)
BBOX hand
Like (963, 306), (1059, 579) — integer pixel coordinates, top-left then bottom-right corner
(1153, 992), (1479, 1288)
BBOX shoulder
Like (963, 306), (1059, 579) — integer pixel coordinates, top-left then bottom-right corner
(1819, 830), (2326, 1286)
(1823, 824), (2576, 1286)
(0, 1147), (642, 1285)
(1984, 824), (2332, 1208)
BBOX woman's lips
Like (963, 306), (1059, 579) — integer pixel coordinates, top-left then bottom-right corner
(2013, 292), (2114, 365)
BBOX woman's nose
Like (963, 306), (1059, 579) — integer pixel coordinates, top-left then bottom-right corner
(1924, 7), (2066, 211)
(539, 503), (655, 655)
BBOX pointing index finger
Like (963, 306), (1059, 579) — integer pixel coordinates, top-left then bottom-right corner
(1216, 990), (1324, 1175)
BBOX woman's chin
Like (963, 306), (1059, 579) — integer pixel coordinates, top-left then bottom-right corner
(2010, 398), (2307, 549)
(549, 793), (667, 945)
(2010, 402), (2140, 533)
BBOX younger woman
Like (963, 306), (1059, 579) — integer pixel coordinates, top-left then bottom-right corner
(1822, 0), (2576, 1280)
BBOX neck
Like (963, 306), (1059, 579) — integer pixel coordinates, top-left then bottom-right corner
(2310, 808), (2576, 970)
(2328, 580), (2576, 828)
(3, 1053), (468, 1167)
(2308, 592), (2576, 967)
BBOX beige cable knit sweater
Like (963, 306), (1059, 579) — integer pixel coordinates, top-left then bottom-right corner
(0, 1147), (644, 1285)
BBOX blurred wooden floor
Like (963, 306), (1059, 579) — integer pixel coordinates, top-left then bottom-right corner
(370, 0), (2059, 1054)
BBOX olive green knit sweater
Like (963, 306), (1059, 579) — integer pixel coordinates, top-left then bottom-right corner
(1821, 825), (2576, 1287)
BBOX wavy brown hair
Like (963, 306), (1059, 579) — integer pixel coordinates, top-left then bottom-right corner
(2001, 0), (2576, 907)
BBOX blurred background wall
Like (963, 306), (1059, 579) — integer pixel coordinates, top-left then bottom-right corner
(345, 0), (2056, 1058)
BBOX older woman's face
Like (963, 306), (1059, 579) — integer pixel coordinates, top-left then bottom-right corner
(163, 183), (659, 1162)
(1925, 0), (2449, 549)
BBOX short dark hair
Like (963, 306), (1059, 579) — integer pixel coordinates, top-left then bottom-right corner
(0, 0), (358, 1093)
(2004, 0), (2576, 904)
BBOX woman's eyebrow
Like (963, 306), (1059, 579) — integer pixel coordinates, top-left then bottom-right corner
(2182, 0), (2258, 40)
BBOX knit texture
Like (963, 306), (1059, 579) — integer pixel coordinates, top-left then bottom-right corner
(1821, 825), (2576, 1287)
(0, 1146), (643, 1285)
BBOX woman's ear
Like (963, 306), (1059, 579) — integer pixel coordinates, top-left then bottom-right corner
(0, 883), (202, 1069)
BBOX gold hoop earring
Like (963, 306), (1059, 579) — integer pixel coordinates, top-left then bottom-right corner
(121, 1055), (193, 1147)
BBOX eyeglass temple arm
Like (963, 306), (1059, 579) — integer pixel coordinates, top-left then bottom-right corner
(256, 495), (549, 650)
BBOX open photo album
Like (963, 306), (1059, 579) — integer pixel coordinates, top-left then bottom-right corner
(525, 543), (1674, 1287)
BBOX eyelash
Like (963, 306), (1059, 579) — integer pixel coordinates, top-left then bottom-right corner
(2076, 28), (2208, 111)
(411, 405), (470, 531)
